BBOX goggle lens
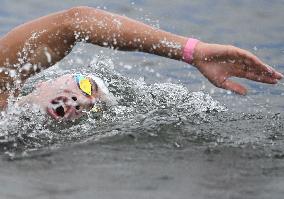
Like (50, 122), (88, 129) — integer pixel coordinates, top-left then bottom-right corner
(74, 74), (103, 113)
(74, 74), (93, 96)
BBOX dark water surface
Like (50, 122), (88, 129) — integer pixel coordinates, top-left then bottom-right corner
(0, 0), (284, 199)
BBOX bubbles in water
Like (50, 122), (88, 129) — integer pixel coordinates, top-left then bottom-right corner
(0, 103), (51, 152)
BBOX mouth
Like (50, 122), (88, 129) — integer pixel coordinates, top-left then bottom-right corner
(46, 97), (77, 120)
(55, 106), (65, 117)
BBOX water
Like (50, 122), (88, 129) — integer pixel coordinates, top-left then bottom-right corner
(0, 0), (284, 199)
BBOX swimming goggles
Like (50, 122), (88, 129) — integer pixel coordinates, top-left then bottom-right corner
(74, 74), (96, 96)
(73, 74), (103, 113)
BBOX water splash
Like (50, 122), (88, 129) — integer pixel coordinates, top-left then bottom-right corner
(0, 56), (227, 158)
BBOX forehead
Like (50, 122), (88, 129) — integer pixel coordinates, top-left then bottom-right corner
(58, 74), (73, 81)
(50, 74), (75, 87)
(37, 75), (77, 94)
(54, 74), (98, 97)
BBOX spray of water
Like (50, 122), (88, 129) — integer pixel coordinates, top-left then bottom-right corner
(0, 56), (227, 158)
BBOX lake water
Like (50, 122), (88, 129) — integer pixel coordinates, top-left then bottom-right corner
(0, 0), (284, 199)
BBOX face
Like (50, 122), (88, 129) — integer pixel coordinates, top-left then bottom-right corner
(17, 74), (111, 121)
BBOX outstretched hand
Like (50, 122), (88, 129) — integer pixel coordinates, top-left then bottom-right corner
(192, 42), (283, 95)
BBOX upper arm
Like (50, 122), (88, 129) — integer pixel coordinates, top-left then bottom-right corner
(0, 9), (77, 81)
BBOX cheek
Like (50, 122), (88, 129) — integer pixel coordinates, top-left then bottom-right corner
(35, 82), (44, 89)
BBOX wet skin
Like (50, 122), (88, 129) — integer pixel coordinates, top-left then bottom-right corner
(0, 6), (282, 120)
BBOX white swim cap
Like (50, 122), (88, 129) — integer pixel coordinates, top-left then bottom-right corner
(87, 74), (117, 106)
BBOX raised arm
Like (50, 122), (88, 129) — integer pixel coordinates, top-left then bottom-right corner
(0, 6), (282, 96)
(0, 7), (187, 81)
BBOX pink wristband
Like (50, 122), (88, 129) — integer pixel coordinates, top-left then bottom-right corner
(182, 38), (199, 64)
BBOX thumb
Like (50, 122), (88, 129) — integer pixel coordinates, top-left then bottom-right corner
(221, 79), (247, 95)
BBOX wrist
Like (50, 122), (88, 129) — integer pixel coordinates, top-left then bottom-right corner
(182, 38), (200, 65)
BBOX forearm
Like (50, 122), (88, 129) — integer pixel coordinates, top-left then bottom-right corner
(67, 7), (188, 60)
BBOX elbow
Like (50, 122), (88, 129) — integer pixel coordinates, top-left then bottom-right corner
(64, 6), (96, 39)
(64, 6), (100, 32)
(65, 6), (98, 19)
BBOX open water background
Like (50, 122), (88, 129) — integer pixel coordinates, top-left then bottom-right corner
(0, 0), (284, 198)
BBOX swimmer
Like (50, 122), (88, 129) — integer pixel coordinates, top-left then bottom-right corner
(0, 6), (282, 121)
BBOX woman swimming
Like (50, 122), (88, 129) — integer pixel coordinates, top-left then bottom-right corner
(0, 6), (282, 121)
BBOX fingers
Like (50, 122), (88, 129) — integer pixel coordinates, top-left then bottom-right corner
(203, 44), (284, 81)
(219, 45), (283, 80)
(264, 64), (283, 80)
(199, 44), (283, 94)
(220, 79), (247, 95)
(226, 56), (283, 83)
(235, 48), (283, 80)
(232, 68), (280, 84)
(243, 71), (279, 84)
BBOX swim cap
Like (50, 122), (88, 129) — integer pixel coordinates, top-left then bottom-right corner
(87, 75), (117, 106)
